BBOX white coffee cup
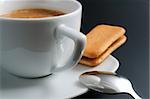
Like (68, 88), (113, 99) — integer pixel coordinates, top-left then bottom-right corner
(0, 0), (86, 78)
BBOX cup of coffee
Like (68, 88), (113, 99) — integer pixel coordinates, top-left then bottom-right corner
(0, 0), (86, 78)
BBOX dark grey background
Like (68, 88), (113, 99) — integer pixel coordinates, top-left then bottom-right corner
(73, 0), (149, 99)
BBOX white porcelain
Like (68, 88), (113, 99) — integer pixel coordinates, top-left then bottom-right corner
(0, 0), (86, 78)
(0, 55), (119, 99)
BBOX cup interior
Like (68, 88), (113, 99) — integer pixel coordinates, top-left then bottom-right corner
(0, 0), (81, 18)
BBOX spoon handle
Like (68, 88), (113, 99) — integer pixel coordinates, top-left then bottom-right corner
(129, 88), (142, 99)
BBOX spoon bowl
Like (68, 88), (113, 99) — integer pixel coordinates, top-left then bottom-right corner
(79, 71), (142, 99)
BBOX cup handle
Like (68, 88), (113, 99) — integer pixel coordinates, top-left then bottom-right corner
(54, 24), (86, 72)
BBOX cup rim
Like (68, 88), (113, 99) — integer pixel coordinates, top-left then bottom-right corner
(0, 0), (82, 21)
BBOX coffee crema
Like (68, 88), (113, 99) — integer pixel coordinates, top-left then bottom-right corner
(0, 8), (65, 18)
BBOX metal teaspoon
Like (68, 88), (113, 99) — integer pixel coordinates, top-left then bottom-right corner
(79, 71), (142, 99)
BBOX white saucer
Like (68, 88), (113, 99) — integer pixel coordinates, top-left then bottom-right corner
(0, 55), (119, 99)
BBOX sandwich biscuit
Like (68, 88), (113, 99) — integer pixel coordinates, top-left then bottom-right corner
(83, 25), (126, 58)
(80, 35), (127, 66)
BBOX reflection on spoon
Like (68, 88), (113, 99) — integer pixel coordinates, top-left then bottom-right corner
(79, 71), (142, 99)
